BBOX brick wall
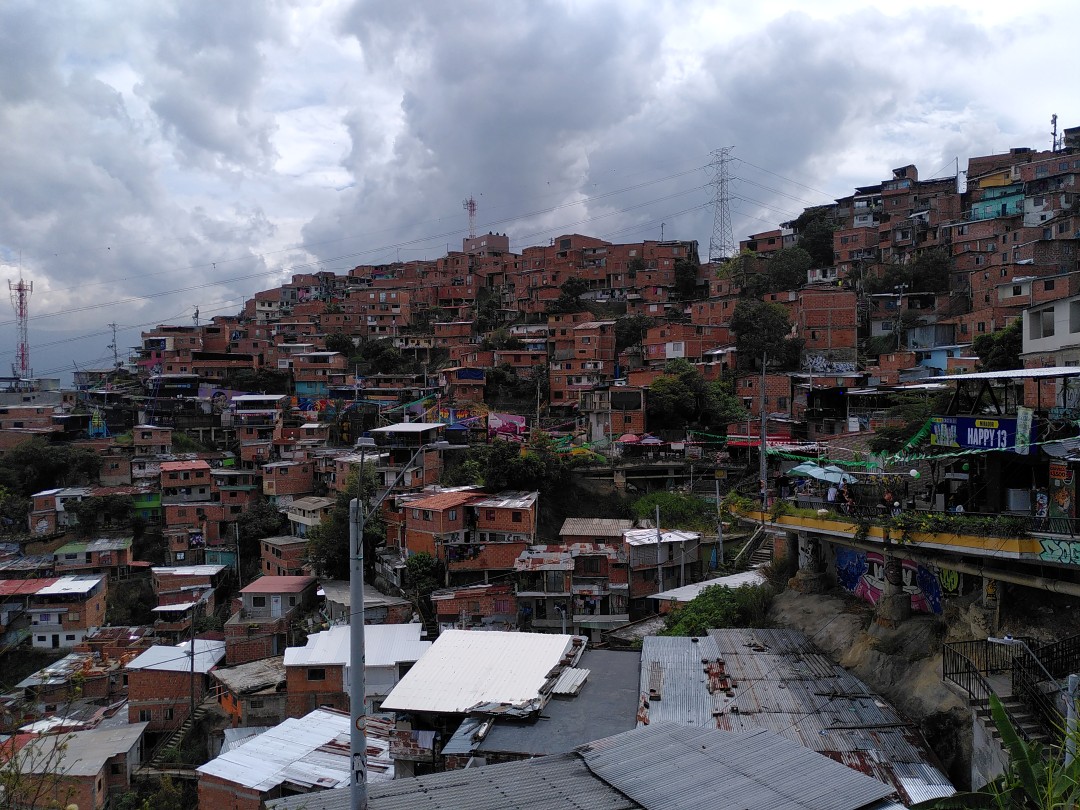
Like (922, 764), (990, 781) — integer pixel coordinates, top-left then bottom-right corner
(285, 663), (347, 718)
(128, 668), (206, 732)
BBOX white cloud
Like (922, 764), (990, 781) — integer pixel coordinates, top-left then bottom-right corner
(0, 0), (1075, 377)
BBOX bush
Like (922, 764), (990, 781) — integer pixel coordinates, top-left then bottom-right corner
(660, 583), (774, 636)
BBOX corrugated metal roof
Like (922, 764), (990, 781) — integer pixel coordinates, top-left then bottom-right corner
(551, 667), (590, 696)
(623, 528), (701, 546)
(197, 708), (395, 791)
(212, 657), (286, 695)
(267, 752), (641, 810)
(126, 639), (226, 673)
(471, 490), (539, 509)
(35, 575), (104, 596)
(283, 623), (430, 668)
(559, 517), (634, 538)
(380, 629), (579, 715)
(240, 575), (316, 594)
(653, 571), (766, 602)
(14, 723), (148, 777)
(925, 366), (1080, 381)
(579, 725), (896, 810)
(640, 628), (956, 807)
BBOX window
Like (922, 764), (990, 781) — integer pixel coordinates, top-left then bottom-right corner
(486, 509), (496, 521)
(1012, 285), (1022, 296)
(412, 508), (420, 519)
(289, 596), (296, 606)
(111, 763), (123, 775)
(67, 612), (79, 622)
(448, 509), (457, 521)
(1069, 301), (1080, 334)
(164, 708), (173, 720)
(37, 635), (46, 642)
(977, 322), (986, 333)
(1046, 280), (1056, 291)
(139, 710), (151, 722)
(1030, 308), (1055, 340)
(249, 699), (265, 709)
(252, 596), (267, 607)
(308, 667), (326, 681)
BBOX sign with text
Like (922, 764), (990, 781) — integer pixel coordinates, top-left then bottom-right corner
(929, 415), (1034, 455)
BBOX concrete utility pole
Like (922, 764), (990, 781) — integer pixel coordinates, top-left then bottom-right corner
(350, 438), (448, 810)
(759, 352), (768, 511)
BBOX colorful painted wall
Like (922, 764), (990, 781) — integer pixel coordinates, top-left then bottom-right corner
(834, 547), (963, 615)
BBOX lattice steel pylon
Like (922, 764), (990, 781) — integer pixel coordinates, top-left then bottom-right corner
(707, 147), (736, 262)
(462, 196), (477, 239)
(8, 275), (33, 379)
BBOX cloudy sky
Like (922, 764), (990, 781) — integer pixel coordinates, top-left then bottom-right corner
(0, 0), (1074, 379)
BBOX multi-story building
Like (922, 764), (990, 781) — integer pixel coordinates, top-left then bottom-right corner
(224, 575), (317, 665)
(27, 575), (107, 649)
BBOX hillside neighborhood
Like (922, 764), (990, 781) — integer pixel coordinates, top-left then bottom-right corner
(3, 128), (1080, 809)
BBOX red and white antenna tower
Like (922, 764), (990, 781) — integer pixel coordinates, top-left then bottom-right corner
(462, 195), (477, 238)
(8, 274), (33, 379)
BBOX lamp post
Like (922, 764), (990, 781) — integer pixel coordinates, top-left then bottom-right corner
(989, 635), (1078, 767)
(893, 283), (908, 351)
(350, 437), (450, 810)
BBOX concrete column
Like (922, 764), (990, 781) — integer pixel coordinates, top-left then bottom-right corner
(982, 577), (1001, 632)
(791, 533), (830, 593)
(875, 536), (911, 627)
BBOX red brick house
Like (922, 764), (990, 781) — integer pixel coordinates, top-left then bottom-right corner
(259, 535), (308, 577)
(28, 575), (107, 649)
(125, 639), (226, 731)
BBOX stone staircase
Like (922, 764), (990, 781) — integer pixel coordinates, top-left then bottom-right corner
(973, 696), (1055, 749)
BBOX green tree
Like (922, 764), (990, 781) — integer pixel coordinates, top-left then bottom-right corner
(236, 498), (288, 580)
(483, 432), (572, 495)
(766, 246), (812, 291)
(325, 332), (356, 356)
(631, 491), (713, 529)
(866, 391), (950, 456)
(305, 469), (381, 580)
(73, 494), (134, 537)
(614, 314), (656, 354)
(672, 258), (701, 301)
(913, 694), (1080, 809)
(646, 360), (747, 431)
(0, 438), (102, 497)
(730, 300), (802, 370)
(973, 319), (1023, 372)
(660, 583), (774, 636)
(794, 206), (839, 268)
(0, 485), (29, 534)
(404, 551), (443, 621)
(550, 277), (589, 314)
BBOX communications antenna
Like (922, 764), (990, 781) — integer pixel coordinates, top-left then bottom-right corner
(462, 196), (477, 238)
(193, 306), (200, 327)
(8, 272), (33, 379)
(107, 322), (120, 369)
(707, 147), (736, 262)
(1052, 114), (1060, 152)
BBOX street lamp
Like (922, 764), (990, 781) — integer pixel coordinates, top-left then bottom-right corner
(349, 436), (449, 810)
(989, 635), (1078, 767)
(893, 284), (908, 351)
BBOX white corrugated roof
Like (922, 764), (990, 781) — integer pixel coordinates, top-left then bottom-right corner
(381, 629), (578, 714)
(34, 575), (104, 596)
(925, 366), (1080, 381)
(283, 624), (430, 668)
(623, 528), (701, 546)
(370, 422), (444, 433)
(197, 709), (351, 791)
(125, 639), (226, 673)
(152, 565), (225, 576)
(652, 570), (767, 603)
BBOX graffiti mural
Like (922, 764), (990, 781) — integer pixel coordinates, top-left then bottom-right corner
(1039, 539), (1080, 566)
(488, 412), (527, 442)
(802, 355), (856, 374)
(835, 548), (947, 614)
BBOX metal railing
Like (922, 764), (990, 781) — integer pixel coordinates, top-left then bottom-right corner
(943, 637), (1038, 741)
(1011, 634), (1080, 743)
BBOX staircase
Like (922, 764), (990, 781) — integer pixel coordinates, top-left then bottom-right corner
(145, 693), (217, 770)
(748, 534), (774, 567)
(973, 696), (1054, 748)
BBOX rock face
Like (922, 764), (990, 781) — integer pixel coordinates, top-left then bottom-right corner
(768, 589), (973, 788)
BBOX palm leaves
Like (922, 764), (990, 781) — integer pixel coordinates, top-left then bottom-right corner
(913, 695), (1080, 809)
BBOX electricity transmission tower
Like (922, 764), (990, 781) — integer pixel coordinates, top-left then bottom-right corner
(708, 147), (736, 262)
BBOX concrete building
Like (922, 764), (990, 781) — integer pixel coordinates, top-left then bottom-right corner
(125, 639), (226, 732)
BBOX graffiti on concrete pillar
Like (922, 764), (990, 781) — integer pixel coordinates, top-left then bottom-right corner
(1039, 539), (1080, 566)
(835, 548), (946, 614)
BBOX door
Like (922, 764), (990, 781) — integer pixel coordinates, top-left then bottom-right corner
(51, 634), (60, 648)
(270, 595), (282, 617)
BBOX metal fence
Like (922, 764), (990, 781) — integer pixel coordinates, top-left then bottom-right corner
(1011, 634), (1080, 743)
